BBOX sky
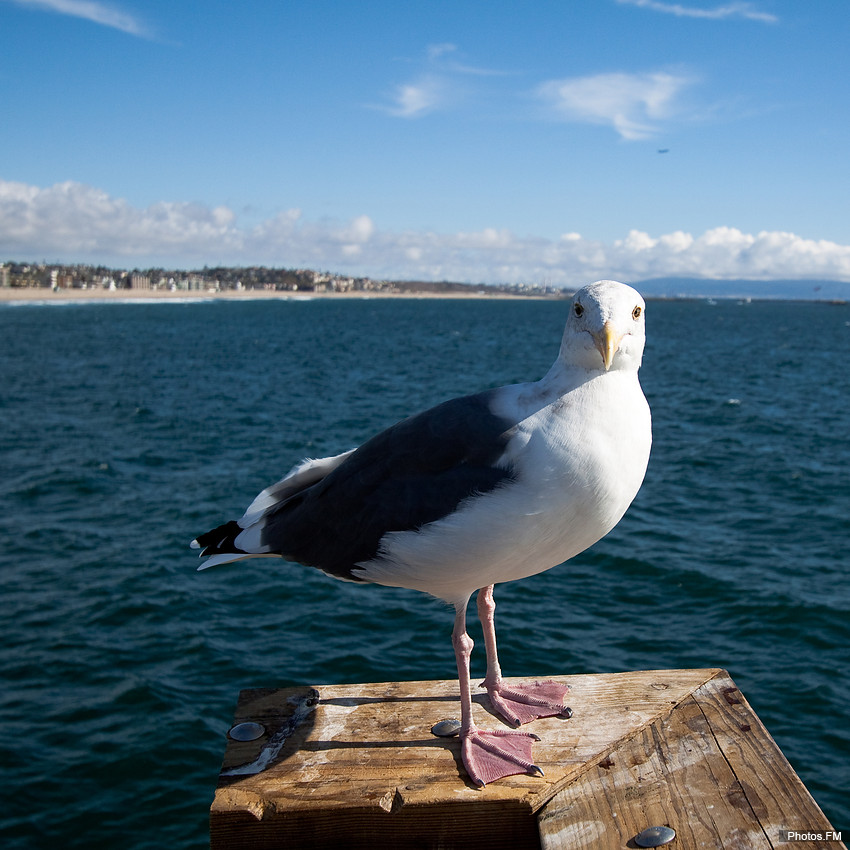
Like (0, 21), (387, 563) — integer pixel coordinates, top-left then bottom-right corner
(1, 0), (849, 289)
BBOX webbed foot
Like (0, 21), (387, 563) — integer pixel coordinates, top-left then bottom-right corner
(485, 679), (572, 727)
(461, 728), (544, 788)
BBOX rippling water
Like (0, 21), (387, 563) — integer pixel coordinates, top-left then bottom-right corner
(1, 296), (848, 847)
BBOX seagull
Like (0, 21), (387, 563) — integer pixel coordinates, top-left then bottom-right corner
(192, 279), (652, 787)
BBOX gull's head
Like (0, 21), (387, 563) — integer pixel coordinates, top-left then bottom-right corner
(560, 280), (646, 373)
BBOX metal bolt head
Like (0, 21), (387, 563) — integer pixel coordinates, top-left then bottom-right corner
(430, 718), (461, 737)
(634, 825), (676, 847)
(228, 721), (265, 742)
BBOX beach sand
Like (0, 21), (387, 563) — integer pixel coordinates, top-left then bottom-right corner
(0, 286), (558, 303)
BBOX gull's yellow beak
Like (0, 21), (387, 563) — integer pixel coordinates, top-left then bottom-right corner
(593, 321), (622, 371)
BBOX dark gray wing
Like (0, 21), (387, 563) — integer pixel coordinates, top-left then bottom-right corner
(261, 389), (516, 580)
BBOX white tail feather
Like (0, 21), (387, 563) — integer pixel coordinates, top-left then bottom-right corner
(196, 552), (283, 571)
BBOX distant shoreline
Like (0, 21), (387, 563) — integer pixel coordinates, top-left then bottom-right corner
(3, 284), (846, 306)
(0, 286), (561, 304)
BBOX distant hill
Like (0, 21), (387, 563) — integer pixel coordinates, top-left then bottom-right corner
(636, 277), (849, 301)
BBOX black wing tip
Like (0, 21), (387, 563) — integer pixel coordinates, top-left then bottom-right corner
(192, 519), (244, 558)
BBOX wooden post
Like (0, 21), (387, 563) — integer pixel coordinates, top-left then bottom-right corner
(209, 669), (844, 850)
(537, 670), (844, 849)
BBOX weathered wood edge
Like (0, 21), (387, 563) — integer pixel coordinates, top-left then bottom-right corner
(690, 672), (846, 850)
(536, 670), (845, 850)
(521, 667), (723, 813)
(537, 686), (774, 848)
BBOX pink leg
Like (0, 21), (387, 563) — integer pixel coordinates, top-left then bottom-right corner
(451, 598), (543, 787)
(477, 585), (572, 727)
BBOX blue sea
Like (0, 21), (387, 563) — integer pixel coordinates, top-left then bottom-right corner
(1, 295), (848, 847)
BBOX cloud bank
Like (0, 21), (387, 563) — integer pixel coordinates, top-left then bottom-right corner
(2, 179), (849, 285)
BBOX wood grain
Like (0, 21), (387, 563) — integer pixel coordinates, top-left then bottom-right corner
(208, 669), (842, 850)
(538, 671), (845, 850)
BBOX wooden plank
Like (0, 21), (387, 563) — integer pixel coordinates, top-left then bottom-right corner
(538, 670), (845, 850)
(210, 669), (721, 849)
(538, 694), (774, 848)
(690, 672), (846, 850)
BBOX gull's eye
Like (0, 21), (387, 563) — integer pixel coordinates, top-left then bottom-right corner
(574, 303), (584, 317)
(632, 305), (642, 320)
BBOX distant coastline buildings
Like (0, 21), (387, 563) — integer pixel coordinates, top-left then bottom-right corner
(0, 261), (562, 298)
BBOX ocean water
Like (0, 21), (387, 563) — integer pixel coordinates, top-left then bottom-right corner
(0, 295), (848, 847)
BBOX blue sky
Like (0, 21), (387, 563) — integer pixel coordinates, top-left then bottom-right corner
(1, 0), (849, 286)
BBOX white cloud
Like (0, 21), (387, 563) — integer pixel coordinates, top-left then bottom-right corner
(427, 43), (457, 61)
(616, 0), (778, 23)
(384, 76), (446, 118)
(377, 44), (507, 118)
(607, 227), (850, 282)
(0, 179), (239, 256)
(2, 179), (850, 285)
(6, 0), (148, 36)
(538, 71), (697, 140)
